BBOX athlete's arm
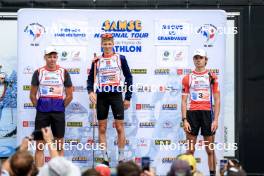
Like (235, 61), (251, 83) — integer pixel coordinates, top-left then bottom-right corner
(213, 92), (220, 122)
(30, 70), (39, 107)
(87, 62), (95, 94)
(64, 70), (73, 107)
(182, 94), (191, 133)
(30, 86), (38, 107)
(212, 75), (220, 122)
(211, 92), (220, 133)
(181, 75), (189, 119)
(87, 62), (97, 104)
(64, 87), (73, 107)
(120, 55), (133, 101)
(181, 94), (188, 119)
(181, 75), (192, 133)
(211, 74), (220, 132)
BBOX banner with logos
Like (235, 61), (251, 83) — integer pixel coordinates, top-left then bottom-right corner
(18, 9), (226, 174)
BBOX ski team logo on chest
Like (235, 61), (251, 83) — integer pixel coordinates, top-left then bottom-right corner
(43, 72), (61, 84)
(190, 74), (210, 101)
(98, 54), (121, 86)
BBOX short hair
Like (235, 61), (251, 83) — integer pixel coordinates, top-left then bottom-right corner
(10, 151), (34, 176)
(117, 161), (141, 176)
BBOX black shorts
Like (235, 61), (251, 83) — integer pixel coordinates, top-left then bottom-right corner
(96, 92), (124, 120)
(187, 110), (215, 136)
(35, 111), (65, 138)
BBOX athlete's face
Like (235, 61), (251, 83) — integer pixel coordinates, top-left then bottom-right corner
(45, 53), (58, 69)
(101, 40), (114, 54)
(193, 55), (207, 68)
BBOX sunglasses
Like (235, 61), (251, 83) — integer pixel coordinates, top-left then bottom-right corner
(101, 33), (113, 39)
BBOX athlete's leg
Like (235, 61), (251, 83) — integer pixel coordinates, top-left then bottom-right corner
(110, 93), (125, 162)
(201, 111), (216, 175)
(98, 119), (108, 161)
(185, 111), (200, 155)
(115, 119), (125, 162)
(204, 135), (216, 174)
(51, 112), (65, 157)
(96, 93), (110, 163)
(186, 133), (197, 155)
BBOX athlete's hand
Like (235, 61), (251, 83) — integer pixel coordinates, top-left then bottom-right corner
(183, 121), (192, 133)
(19, 136), (33, 151)
(211, 120), (218, 133)
(89, 92), (97, 104)
(41, 127), (54, 143)
(123, 100), (130, 110)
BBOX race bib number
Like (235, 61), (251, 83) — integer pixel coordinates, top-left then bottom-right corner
(40, 85), (63, 97)
(191, 90), (210, 101)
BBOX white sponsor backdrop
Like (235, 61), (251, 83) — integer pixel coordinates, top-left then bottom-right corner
(18, 9), (226, 175)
